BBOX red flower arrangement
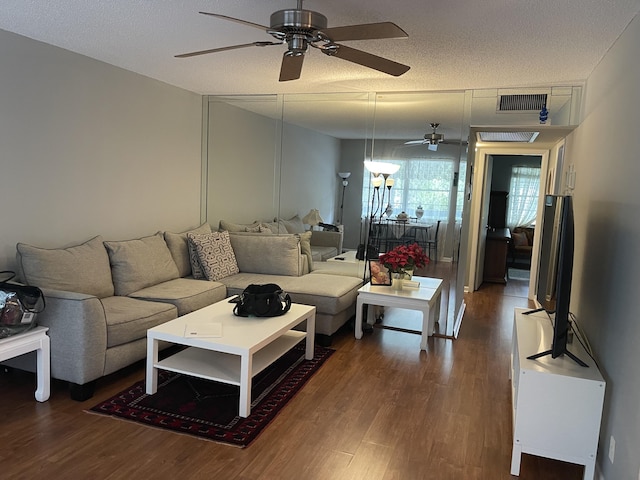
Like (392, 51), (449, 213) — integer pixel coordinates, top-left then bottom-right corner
(379, 243), (430, 275)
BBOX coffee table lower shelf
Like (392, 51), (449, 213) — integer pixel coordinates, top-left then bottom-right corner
(153, 331), (306, 386)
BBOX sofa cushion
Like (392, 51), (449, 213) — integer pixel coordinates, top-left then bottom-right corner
(164, 223), (212, 277)
(104, 233), (180, 296)
(219, 219), (261, 233)
(312, 245), (339, 262)
(187, 231), (239, 281)
(129, 278), (227, 316)
(101, 296), (177, 348)
(297, 231), (314, 272)
(218, 272), (361, 315)
(229, 233), (303, 276)
(280, 215), (306, 234)
(16, 236), (115, 298)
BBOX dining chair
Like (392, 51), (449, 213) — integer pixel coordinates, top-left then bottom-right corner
(425, 220), (441, 263)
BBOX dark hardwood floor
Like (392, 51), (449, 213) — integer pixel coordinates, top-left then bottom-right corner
(0, 263), (584, 479)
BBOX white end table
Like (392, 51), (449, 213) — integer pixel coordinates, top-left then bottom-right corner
(0, 326), (50, 402)
(354, 276), (443, 350)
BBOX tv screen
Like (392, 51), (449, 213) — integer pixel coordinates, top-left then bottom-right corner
(528, 195), (587, 366)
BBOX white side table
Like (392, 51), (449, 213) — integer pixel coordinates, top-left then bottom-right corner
(354, 276), (443, 350)
(0, 326), (50, 402)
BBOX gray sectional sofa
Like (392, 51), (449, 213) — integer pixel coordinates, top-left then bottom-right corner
(11, 223), (362, 400)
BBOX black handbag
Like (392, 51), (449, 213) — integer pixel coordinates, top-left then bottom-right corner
(0, 271), (46, 338)
(233, 283), (292, 318)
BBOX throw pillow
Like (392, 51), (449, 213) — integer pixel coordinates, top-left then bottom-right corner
(219, 219), (260, 233)
(297, 231), (314, 272)
(187, 241), (207, 280)
(164, 223), (212, 277)
(280, 215), (306, 234)
(16, 235), (115, 298)
(104, 233), (180, 296)
(187, 231), (239, 281)
(512, 232), (527, 247)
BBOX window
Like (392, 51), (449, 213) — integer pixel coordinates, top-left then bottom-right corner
(362, 158), (460, 222)
(507, 166), (540, 229)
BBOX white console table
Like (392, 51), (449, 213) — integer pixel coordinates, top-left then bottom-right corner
(510, 308), (605, 480)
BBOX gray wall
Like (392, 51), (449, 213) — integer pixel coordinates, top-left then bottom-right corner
(205, 100), (341, 230)
(566, 13), (640, 480)
(0, 29), (203, 270)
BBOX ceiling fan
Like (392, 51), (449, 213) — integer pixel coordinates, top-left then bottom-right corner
(405, 123), (445, 151)
(175, 0), (410, 82)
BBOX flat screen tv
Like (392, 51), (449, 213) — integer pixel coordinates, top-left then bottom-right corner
(525, 194), (587, 367)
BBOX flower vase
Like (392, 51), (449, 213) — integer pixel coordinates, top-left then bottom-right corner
(391, 272), (403, 291)
(403, 268), (413, 280)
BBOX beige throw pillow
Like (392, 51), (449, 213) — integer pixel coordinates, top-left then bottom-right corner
(104, 233), (180, 296)
(187, 231), (239, 281)
(16, 235), (114, 298)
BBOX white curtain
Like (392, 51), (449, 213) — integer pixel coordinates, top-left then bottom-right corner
(507, 166), (540, 229)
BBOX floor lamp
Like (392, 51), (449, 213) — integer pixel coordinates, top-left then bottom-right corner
(362, 161), (400, 281)
(338, 172), (351, 225)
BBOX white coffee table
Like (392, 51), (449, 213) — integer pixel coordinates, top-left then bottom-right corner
(0, 326), (50, 402)
(354, 276), (443, 350)
(146, 298), (315, 418)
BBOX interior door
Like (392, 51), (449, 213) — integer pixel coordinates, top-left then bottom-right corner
(474, 154), (493, 289)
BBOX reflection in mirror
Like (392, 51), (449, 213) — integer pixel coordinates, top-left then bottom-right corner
(204, 86), (581, 339)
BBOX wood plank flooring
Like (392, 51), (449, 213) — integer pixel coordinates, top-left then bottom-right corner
(0, 264), (585, 479)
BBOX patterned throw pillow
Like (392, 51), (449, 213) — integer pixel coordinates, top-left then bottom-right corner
(187, 231), (239, 281)
(187, 241), (206, 280)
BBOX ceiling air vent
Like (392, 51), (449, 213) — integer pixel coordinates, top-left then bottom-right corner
(498, 93), (548, 112)
(477, 131), (540, 143)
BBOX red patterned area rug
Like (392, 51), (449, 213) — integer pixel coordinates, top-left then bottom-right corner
(87, 343), (333, 448)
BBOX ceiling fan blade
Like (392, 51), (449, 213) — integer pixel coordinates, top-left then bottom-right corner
(279, 52), (305, 81)
(175, 41), (281, 58)
(404, 140), (426, 145)
(320, 22), (408, 42)
(327, 44), (410, 76)
(198, 12), (270, 31)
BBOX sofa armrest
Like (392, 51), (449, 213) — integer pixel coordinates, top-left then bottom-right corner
(35, 287), (108, 385)
(310, 231), (343, 255)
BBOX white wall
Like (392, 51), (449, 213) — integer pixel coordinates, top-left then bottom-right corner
(565, 13), (640, 480)
(0, 29), (203, 270)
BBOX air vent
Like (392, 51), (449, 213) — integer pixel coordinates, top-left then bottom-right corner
(498, 94), (548, 112)
(477, 131), (540, 143)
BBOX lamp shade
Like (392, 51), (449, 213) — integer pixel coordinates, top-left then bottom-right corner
(302, 209), (323, 226)
(364, 161), (400, 176)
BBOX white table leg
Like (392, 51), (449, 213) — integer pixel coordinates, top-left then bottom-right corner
(355, 296), (364, 339)
(239, 353), (253, 418)
(510, 443), (522, 476)
(420, 305), (431, 350)
(305, 312), (315, 360)
(145, 337), (159, 395)
(34, 334), (50, 402)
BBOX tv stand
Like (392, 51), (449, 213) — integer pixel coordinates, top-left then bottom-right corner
(510, 308), (605, 479)
(527, 347), (588, 367)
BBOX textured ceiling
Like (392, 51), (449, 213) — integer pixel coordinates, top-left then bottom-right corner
(0, 0), (639, 96)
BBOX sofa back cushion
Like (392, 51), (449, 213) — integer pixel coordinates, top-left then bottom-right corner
(229, 233), (304, 276)
(164, 223), (212, 277)
(279, 215), (306, 234)
(16, 235), (115, 298)
(104, 233), (180, 296)
(187, 231), (239, 281)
